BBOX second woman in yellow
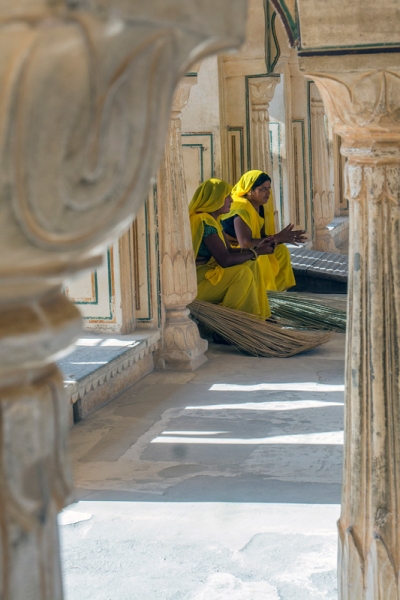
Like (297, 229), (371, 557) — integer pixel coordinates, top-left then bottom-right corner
(189, 178), (276, 320)
(222, 170), (306, 292)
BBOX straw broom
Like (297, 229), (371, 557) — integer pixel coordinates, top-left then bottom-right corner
(268, 291), (346, 332)
(188, 300), (332, 358)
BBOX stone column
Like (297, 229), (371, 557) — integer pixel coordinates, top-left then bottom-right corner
(310, 89), (337, 252)
(306, 64), (400, 599)
(249, 76), (280, 172)
(157, 77), (208, 370)
(0, 1), (248, 596)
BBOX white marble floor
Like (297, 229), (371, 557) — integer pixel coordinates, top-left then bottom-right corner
(60, 332), (345, 600)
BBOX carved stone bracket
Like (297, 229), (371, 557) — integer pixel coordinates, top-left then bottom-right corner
(304, 65), (400, 600)
(249, 76), (280, 172)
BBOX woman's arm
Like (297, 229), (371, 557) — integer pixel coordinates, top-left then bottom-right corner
(203, 234), (275, 268)
(234, 217), (264, 248)
(235, 211), (306, 247)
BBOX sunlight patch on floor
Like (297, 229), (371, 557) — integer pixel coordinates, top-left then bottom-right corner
(151, 431), (344, 445)
(186, 399), (343, 411)
(210, 383), (344, 392)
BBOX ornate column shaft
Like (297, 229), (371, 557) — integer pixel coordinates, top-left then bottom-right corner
(307, 65), (400, 599)
(0, 0), (248, 596)
(249, 76), (280, 172)
(310, 91), (337, 252)
(157, 78), (208, 370)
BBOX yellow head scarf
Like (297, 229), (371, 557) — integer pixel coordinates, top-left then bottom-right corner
(189, 179), (232, 256)
(189, 178), (232, 285)
(228, 170), (275, 236)
(189, 178), (232, 216)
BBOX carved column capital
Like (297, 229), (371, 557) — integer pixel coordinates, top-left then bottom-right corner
(249, 76), (280, 107)
(249, 76), (280, 173)
(309, 69), (400, 145)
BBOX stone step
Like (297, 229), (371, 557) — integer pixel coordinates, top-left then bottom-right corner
(289, 247), (348, 294)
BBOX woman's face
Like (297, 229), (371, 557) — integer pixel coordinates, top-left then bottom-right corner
(247, 180), (271, 206)
(215, 195), (232, 215)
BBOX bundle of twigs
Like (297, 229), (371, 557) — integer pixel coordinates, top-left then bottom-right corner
(268, 291), (347, 332)
(188, 300), (332, 358)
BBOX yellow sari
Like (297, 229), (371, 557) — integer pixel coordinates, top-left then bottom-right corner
(189, 179), (271, 319)
(224, 170), (295, 292)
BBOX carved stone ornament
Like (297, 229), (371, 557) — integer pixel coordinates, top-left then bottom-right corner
(249, 76), (280, 173)
(0, 1), (248, 598)
(309, 69), (400, 141)
(306, 65), (400, 600)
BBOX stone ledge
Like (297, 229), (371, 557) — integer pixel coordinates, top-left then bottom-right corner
(327, 216), (349, 249)
(58, 330), (160, 424)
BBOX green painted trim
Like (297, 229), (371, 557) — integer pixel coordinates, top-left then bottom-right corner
(298, 41), (400, 55)
(136, 186), (162, 327)
(182, 132), (214, 178)
(182, 143), (205, 182)
(265, 1), (281, 73)
(269, 121), (284, 229)
(245, 76), (251, 170)
(82, 248), (114, 320)
(135, 198), (154, 323)
(292, 119), (308, 231)
(227, 127), (245, 177)
(270, 12), (281, 72)
(307, 80), (315, 238)
(265, 0), (272, 72)
(154, 183), (162, 328)
(144, 199), (153, 320)
(74, 271), (99, 305)
(276, 0), (299, 43)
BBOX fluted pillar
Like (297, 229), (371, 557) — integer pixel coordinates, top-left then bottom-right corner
(249, 76), (280, 172)
(0, 0), (248, 596)
(157, 77), (208, 370)
(310, 92), (337, 252)
(307, 65), (400, 599)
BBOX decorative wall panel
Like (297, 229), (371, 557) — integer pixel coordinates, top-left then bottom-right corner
(65, 248), (116, 323)
(182, 133), (215, 201)
(134, 190), (162, 328)
(291, 119), (308, 230)
(227, 127), (245, 185)
(269, 121), (284, 229)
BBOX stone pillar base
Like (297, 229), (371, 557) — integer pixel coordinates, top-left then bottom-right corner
(156, 309), (208, 371)
(313, 226), (338, 253)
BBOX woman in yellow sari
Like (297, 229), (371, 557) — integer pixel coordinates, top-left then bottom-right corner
(222, 170), (306, 292)
(189, 178), (276, 320)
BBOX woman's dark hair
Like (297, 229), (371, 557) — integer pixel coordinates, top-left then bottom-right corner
(251, 173), (271, 190)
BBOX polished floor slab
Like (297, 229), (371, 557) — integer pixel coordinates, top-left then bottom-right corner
(61, 332), (345, 599)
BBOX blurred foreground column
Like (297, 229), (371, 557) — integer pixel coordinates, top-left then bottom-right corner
(157, 76), (208, 370)
(0, 1), (248, 597)
(302, 56), (400, 599)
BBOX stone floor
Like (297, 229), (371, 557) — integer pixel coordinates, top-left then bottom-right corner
(60, 330), (345, 600)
